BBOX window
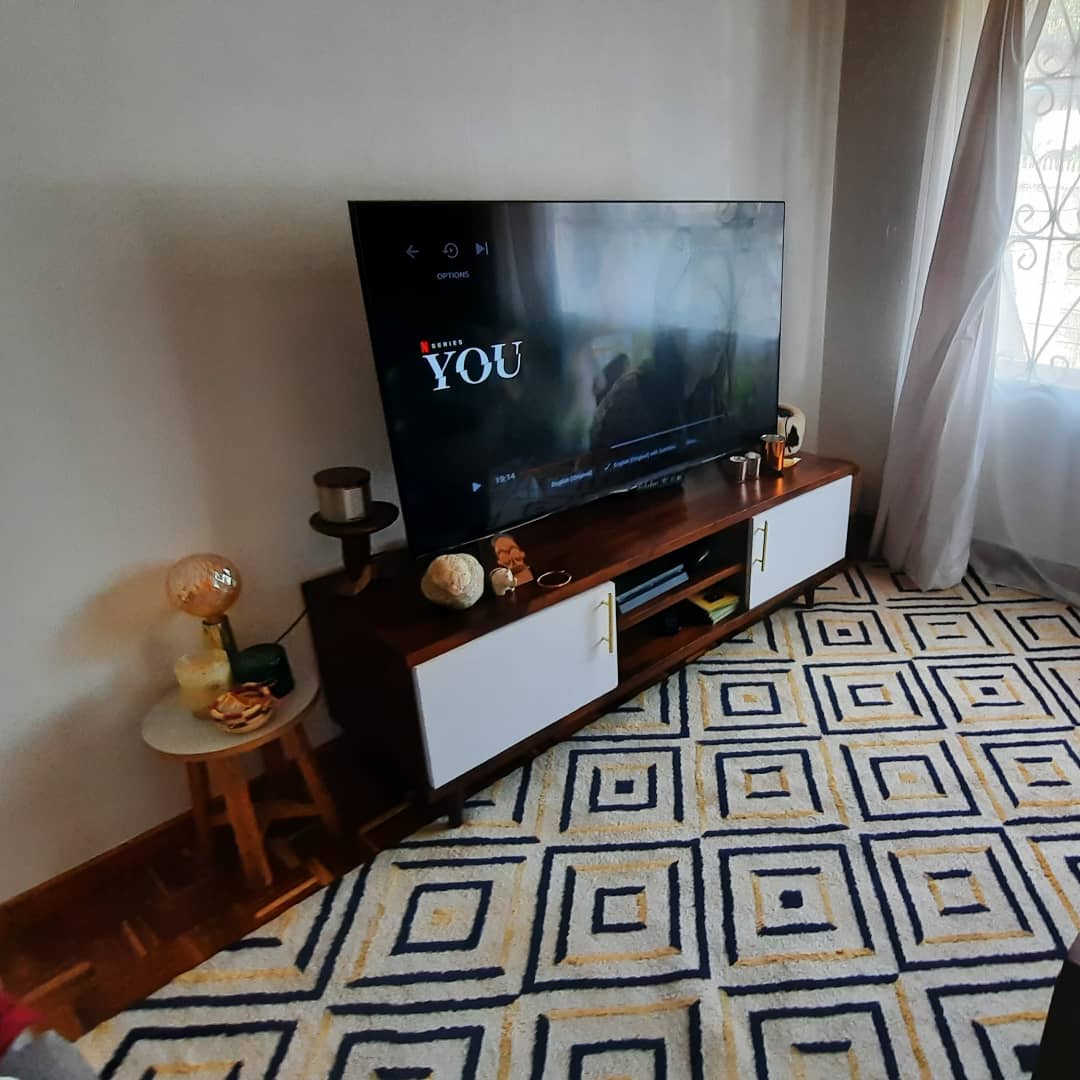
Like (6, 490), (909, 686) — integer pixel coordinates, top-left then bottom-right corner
(999, 0), (1080, 388)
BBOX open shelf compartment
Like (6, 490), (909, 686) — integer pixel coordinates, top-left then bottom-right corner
(614, 519), (749, 632)
(617, 559), (744, 631)
(617, 601), (754, 684)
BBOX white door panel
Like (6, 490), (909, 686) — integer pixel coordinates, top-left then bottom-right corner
(413, 582), (618, 788)
(747, 476), (852, 609)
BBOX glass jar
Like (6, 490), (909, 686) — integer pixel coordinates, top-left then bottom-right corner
(174, 649), (232, 715)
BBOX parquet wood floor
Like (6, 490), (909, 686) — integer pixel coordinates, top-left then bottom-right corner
(0, 742), (427, 1040)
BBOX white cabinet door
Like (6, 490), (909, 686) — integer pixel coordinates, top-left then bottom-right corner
(747, 475), (852, 609)
(413, 582), (618, 788)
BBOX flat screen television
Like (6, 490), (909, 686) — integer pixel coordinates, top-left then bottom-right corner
(349, 200), (784, 555)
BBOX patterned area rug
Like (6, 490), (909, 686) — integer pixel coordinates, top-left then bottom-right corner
(80, 563), (1080, 1078)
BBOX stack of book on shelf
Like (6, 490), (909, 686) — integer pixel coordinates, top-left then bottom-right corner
(615, 558), (689, 616)
(683, 585), (740, 625)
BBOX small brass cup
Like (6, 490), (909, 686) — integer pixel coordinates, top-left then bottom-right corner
(761, 434), (787, 475)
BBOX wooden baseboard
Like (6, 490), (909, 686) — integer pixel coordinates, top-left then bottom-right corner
(2, 811), (194, 926)
(0, 735), (352, 926)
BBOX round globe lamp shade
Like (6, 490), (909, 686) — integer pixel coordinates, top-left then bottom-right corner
(166, 554), (242, 619)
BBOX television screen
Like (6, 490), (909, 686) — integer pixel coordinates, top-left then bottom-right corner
(349, 200), (784, 555)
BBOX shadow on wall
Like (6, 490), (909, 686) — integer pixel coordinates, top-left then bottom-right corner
(2, 186), (401, 897)
(3, 681), (188, 888)
(54, 562), (177, 666)
(133, 186), (403, 643)
(4, 564), (191, 891)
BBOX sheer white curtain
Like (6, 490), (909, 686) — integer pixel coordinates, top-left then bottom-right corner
(872, 0), (1049, 588)
(893, 0), (988, 400)
(972, 0), (1080, 603)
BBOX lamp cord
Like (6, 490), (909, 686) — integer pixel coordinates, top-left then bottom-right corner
(274, 608), (308, 643)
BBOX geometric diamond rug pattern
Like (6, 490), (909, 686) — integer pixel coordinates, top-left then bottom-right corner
(79, 563), (1080, 1078)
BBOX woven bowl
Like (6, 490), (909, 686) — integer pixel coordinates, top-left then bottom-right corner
(208, 683), (275, 735)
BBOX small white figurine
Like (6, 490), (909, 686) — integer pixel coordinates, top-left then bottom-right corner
(490, 566), (516, 597)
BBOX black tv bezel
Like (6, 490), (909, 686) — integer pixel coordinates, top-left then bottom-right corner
(349, 198), (786, 556)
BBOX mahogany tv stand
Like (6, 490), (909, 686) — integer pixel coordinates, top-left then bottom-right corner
(303, 453), (858, 824)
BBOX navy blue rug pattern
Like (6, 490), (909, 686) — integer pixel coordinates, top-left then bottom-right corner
(80, 564), (1080, 1078)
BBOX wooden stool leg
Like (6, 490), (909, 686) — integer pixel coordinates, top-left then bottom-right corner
(186, 761), (212, 863)
(281, 726), (341, 835)
(212, 758), (273, 890)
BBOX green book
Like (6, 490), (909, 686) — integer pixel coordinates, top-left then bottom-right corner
(686, 590), (740, 617)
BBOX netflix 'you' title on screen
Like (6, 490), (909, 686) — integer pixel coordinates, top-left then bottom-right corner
(420, 339), (524, 391)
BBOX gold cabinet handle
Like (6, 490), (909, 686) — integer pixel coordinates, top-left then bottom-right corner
(599, 591), (615, 654)
(753, 520), (769, 571)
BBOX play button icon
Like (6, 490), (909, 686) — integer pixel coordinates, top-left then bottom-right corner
(471, 481), (482, 493)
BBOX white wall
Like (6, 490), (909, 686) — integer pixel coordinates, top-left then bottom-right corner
(0, 0), (844, 901)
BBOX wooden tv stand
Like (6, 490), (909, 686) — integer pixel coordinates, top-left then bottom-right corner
(303, 453), (858, 824)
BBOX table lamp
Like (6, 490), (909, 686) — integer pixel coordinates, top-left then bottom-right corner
(166, 553), (242, 660)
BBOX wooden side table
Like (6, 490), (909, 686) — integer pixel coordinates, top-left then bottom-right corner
(141, 655), (340, 890)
